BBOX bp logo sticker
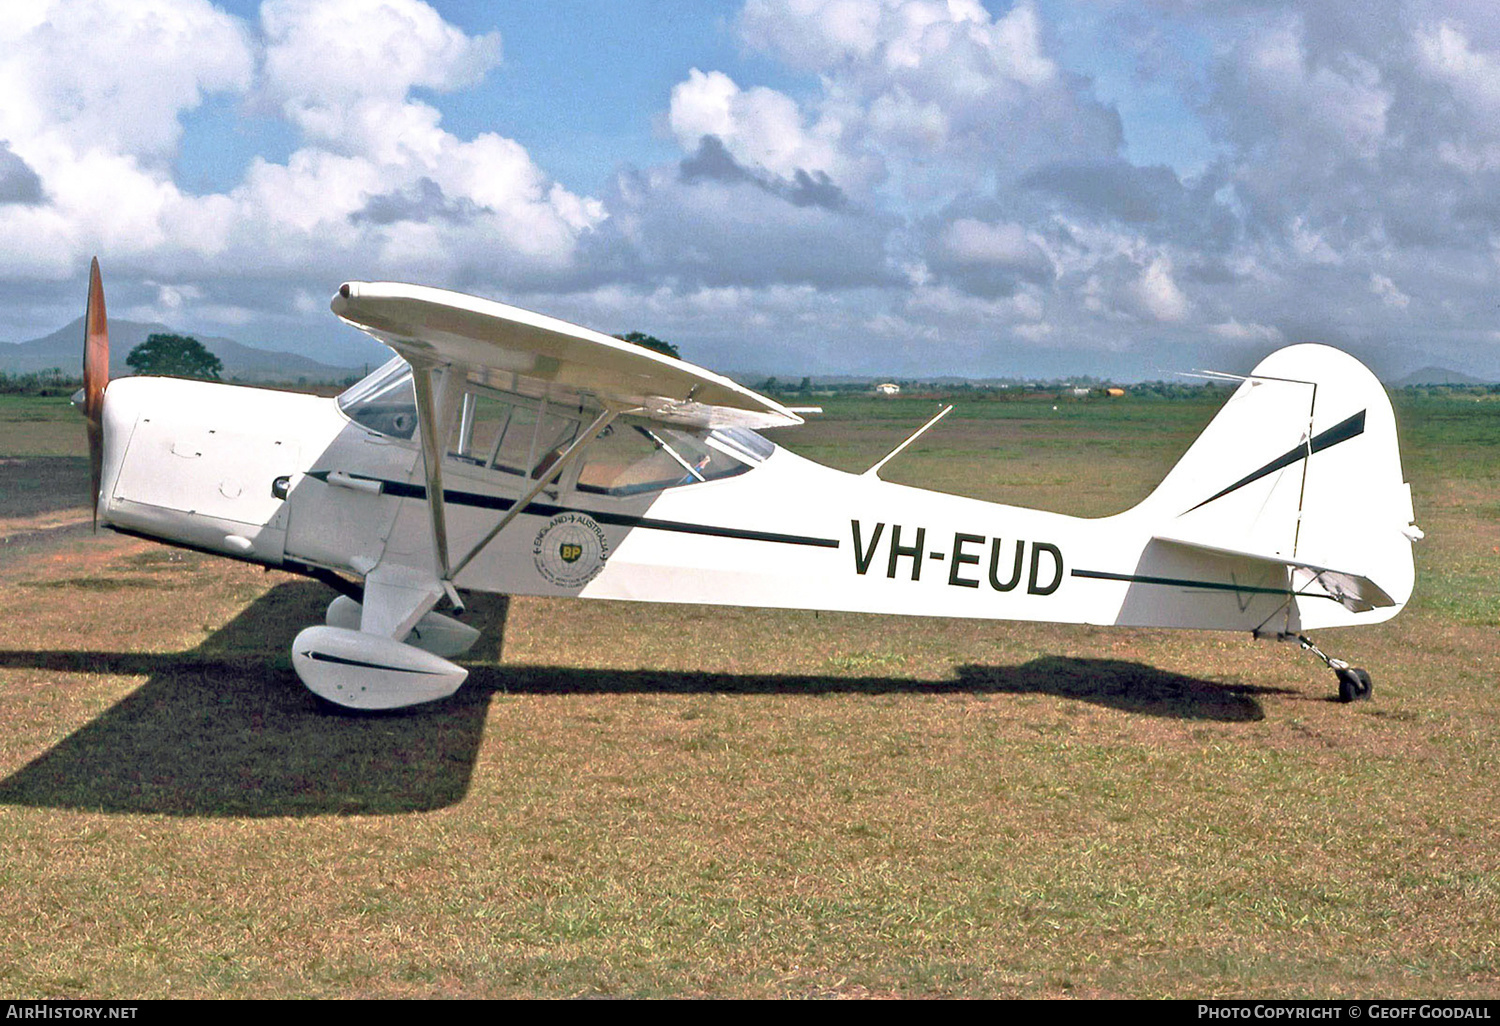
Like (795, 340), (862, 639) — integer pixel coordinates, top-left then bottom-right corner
(533, 512), (610, 588)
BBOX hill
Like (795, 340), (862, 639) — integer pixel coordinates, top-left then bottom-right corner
(0, 318), (360, 383)
(1391, 366), (1493, 387)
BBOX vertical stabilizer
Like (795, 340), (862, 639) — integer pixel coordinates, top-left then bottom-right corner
(1132, 344), (1418, 629)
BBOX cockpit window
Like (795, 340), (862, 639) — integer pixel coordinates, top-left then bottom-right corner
(709, 426), (775, 464)
(337, 358), (418, 439)
(576, 424), (764, 496)
(449, 388), (582, 479)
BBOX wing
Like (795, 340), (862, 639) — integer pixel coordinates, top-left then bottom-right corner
(330, 281), (802, 431)
(328, 281), (799, 600)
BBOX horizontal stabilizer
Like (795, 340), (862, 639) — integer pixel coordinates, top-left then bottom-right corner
(1151, 534), (1396, 613)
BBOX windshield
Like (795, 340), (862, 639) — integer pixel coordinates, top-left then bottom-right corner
(337, 357), (418, 439)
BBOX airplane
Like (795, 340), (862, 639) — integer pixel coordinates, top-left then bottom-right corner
(74, 258), (1423, 711)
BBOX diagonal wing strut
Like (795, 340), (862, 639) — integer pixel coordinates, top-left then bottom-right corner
(408, 359), (623, 601)
(449, 406), (620, 580)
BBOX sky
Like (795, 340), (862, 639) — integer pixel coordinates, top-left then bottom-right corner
(1, 0), (1498, 380)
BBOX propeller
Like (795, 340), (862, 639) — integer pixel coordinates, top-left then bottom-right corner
(82, 257), (108, 529)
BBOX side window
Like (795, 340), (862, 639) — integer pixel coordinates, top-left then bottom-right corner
(576, 424), (752, 496)
(449, 392), (512, 467)
(494, 403), (580, 478)
(575, 424), (670, 495)
(446, 387), (581, 479)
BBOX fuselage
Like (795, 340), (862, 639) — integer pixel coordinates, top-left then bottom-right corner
(96, 352), (1413, 639)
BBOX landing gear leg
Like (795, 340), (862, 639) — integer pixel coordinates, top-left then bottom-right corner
(1297, 634), (1372, 702)
(1255, 630), (1373, 702)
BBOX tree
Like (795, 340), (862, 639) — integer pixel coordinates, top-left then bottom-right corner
(613, 331), (680, 359)
(125, 333), (223, 380)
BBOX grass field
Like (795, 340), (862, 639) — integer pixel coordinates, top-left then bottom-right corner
(0, 388), (1497, 998)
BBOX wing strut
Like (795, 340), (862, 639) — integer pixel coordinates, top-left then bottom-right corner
(449, 406), (620, 580)
(409, 359), (455, 580)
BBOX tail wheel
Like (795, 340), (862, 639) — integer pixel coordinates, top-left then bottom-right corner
(1336, 667), (1373, 702)
(1353, 667), (1373, 699)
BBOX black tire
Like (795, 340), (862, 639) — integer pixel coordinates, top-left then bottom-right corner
(1352, 667), (1373, 700)
(1336, 668), (1360, 703)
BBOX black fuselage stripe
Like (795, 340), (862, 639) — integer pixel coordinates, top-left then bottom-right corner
(1185, 409), (1366, 514)
(1072, 567), (1339, 602)
(307, 472), (840, 549)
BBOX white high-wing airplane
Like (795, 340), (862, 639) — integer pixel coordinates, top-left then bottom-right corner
(76, 260), (1421, 710)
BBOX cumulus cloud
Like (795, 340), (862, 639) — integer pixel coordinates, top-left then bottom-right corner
(1078, 253), (1191, 325)
(716, 0), (1122, 202)
(0, 0), (600, 307)
(1134, 257), (1191, 322)
(0, 0), (253, 162)
(922, 217), (1054, 297)
(1210, 319), (1284, 345)
(1370, 273), (1411, 310)
(1414, 21), (1500, 122)
(668, 69), (873, 190)
(240, 0), (597, 280)
(0, 142), (43, 205)
(579, 160), (900, 291)
(940, 219), (1049, 270)
(259, 0), (501, 155)
(1216, 21), (1392, 167)
(0, 0), (257, 281)
(678, 135), (848, 210)
(738, 0), (1058, 88)
(349, 177), (483, 226)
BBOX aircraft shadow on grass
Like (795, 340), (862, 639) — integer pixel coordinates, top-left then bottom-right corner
(0, 456), (91, 521)
(0, 580), (1293, 818)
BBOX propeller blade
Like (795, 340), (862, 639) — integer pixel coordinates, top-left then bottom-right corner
(83, 257), (108, 529)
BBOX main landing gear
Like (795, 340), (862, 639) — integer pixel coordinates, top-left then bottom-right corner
(1256, 631), (1373, 703)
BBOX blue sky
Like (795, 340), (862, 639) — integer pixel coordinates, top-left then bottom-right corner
(1, 0), (1497, 380)
(175, 2), (786, 197)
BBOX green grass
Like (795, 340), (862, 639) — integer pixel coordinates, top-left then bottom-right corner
(766, 391), (1225, 516)
(0, 394), (90, 457)
(0, 389), (1497, 997)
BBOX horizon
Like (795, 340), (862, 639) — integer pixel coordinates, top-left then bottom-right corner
(5, 311), (1491, 388)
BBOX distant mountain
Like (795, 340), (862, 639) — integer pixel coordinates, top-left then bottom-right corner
(0, 318), (362, 383)
(1390, 366), (1493, 387)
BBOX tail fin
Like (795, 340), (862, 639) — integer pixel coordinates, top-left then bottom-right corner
(1132, 344), (1419, 629)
